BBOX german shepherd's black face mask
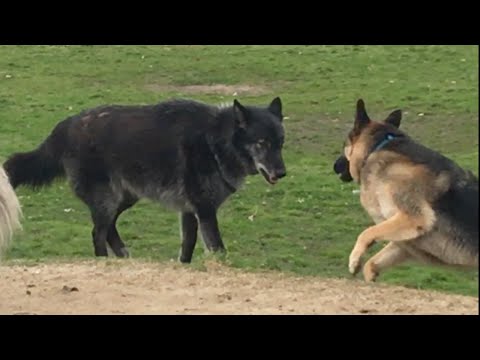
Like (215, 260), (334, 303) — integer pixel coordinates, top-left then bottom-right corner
(334, 99), (402, 183)
(233, 97), (287, 185)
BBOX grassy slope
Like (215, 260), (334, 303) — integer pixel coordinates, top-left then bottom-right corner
(0, 45), (478, 296)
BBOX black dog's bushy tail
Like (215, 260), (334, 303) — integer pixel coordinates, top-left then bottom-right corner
(4, 121), (69, 190)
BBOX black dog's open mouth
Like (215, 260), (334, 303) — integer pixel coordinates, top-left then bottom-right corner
(260, 168), (277, 185)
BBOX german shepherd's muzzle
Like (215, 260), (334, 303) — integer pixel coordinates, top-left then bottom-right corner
(333, 155), (353, 182)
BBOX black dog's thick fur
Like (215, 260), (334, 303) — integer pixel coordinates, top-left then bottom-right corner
(6, 121), (69, 189)
(4, 97), (286, 262)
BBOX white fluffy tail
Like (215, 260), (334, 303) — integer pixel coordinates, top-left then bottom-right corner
(0, 165), (22, 259)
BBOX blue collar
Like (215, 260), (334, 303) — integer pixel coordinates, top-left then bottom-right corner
(372, 133), (397, 152)
(360, 133), (402, 179)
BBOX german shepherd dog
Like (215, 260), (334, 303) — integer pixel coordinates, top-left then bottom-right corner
(333, 99), (478, 282)
(4, 97), (286, 262)
(0, 165), (22, 257)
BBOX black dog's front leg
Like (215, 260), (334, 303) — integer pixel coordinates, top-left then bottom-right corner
(196, 206), (226, 254)
(179, 212), (198, 263)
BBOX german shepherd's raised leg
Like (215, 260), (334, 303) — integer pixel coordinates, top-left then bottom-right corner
(349, 209), (434, 275)
(362, 236), (469, 282)
(179, 212), (198, 263)
(363, 242), (411, 282)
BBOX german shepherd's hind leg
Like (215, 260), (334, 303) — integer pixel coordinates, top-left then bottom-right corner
(178, 212), (198, 263)
(349, 209), (434, 275)
(196, 205), (226, 257)
(363, 242), (411, 282)
(106, 195), (138, 258)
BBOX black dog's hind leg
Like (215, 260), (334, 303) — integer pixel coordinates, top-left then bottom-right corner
(89, 205), (116, 257)
(196, 205), (226, 254)
(106, 195), (138, 258)
(73, 179), (122, 257)
(179, 212), (198, 263)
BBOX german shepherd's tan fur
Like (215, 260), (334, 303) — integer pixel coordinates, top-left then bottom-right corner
(334, 99), (478, 282)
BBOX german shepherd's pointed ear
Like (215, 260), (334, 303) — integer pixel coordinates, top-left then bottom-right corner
(233, 99), (248, 129)
(354, 99), (370, 132)
(384, 109), (402, 128)
(268, 97), (283, 120)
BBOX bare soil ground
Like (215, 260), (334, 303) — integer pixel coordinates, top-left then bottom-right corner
(0, 260), (477, 315)
(144, 83), (270, 96)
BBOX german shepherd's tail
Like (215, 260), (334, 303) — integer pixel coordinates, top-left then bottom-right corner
(0, 165), (22, 257)
(3, 120), (69, 190)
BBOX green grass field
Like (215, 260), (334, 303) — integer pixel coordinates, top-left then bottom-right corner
(0, 45), (478, 296)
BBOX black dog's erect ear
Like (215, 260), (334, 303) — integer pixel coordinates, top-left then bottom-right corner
(233, 99), (248, 129)
(268, 97), (283, 120)
(354, 99), (370, 131)
(384, 109), (402, 128)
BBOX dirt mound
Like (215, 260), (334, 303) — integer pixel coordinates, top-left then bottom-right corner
(0, 260), (477, 315)
(145, 83), (269, 96)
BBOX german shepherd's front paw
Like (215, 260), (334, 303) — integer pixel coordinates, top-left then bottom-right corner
(348, 253), (362, 275)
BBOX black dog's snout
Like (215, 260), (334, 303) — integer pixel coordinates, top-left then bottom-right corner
(275, 169), (287, 179)
(334, 156), (348, 174)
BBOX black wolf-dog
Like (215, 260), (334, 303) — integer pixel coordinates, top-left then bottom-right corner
(333, 99), (478, 282)
(4, 97), (286, 262)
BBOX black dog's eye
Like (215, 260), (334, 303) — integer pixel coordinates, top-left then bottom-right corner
(257, 139), (270, 148)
